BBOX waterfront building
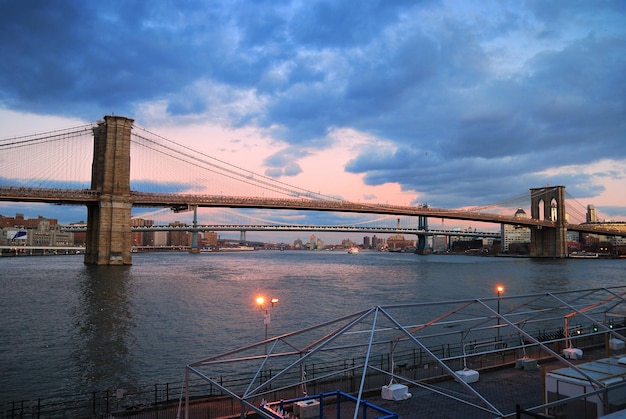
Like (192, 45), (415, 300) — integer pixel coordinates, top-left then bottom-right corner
(0, 213), (73, 247)
(580, 204), (626, 252)
(386, 234), (415, 251)
(153, 231), (168, 246)
(448, 230), (480, 250)
(579, 221), (626, 254)
(30, 218), (73, 246)
(432, 235), (447, 252)
(341, 238), (355, 249)
(371, 234), (385, 250)
(168, 221), (190, 246)
(501, 208), (531, 253)
(203, 231), (218, 247)
(70, 221), (87, 246)
(131, 217), (154, 246)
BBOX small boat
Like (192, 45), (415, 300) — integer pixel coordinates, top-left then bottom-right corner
(348, 246), (359, 254)
(569, 252), (599, 259)
(219, 246), (255, 252)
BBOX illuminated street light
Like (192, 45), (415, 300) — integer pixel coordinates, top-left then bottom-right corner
(257, 295), (279, 353)
(496, 285), (504, 341)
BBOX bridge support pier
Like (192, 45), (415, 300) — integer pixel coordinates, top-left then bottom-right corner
(84, 116), (134, 265)
(415, 214), (430, 254)
(530, 186), (568, 258)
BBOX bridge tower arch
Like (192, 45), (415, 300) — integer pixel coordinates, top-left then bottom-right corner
(529, 186), (567, 258)
(84, 116), (134, 265)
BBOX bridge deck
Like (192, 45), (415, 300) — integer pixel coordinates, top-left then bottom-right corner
(2, 187), (625, 236)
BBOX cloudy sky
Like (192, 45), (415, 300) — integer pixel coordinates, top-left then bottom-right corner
(1, 0), (625, 234)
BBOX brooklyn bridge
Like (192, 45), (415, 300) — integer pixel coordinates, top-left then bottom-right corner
(1, 115), (625, 264)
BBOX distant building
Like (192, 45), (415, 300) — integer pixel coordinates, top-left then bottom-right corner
(386, 234), (415, 251)
(581, 205), (626, 252)
(501, 208), (531, 253)
(432, 236), (447, 252)
(168, 221), (189, 246)
(580, 221), (626, 253)
(132, 217), (154, 246)
(70, 221), (87, 245)
(341, 238), (354, 249)
(154, 231), (168, 246)
(371, 234), (385, 250)
(0, 213), (73, 247)
(587, 205), (598, 223)
(203, 231), (218, 247)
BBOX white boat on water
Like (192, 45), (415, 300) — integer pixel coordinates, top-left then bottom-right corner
(569, 252), (599, 259)
(218, 246), (255, 252)
(348, 246), (359, 254)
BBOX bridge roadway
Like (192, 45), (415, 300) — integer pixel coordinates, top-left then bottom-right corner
(61, 224), (501, 237)
(2, 187), (626, 237)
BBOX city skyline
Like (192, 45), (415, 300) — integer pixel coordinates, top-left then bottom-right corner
(1, 1), (625, 229)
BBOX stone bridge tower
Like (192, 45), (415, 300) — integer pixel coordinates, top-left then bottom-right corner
(84, 116), (134, 265)
(529, 186), (568, 258)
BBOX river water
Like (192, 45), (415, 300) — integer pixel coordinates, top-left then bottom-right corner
(1, 251), (624, 404)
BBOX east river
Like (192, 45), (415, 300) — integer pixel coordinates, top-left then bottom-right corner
(1, 250), (624, 404)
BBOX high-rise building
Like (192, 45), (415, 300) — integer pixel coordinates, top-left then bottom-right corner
(587, 205), (598, 223)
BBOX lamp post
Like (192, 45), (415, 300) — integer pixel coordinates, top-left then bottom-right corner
(256, 296), (278, 353)
(496, 285), (504, 341)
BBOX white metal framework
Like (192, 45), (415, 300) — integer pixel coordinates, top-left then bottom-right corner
(185, 286), (626, 418)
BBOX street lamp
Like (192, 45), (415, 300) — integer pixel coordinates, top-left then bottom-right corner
(256, 296), (278, 353)
(496, 285), (504, 341)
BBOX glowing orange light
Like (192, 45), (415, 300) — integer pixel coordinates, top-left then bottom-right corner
(256, 296), (265, 306)
(496, 285), (504, 295)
